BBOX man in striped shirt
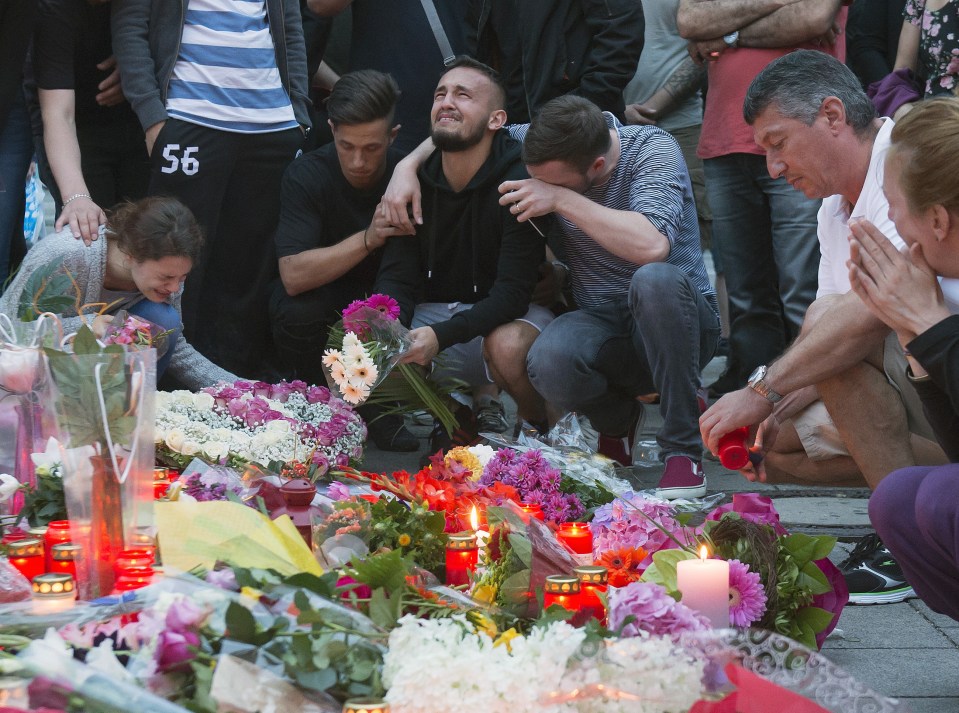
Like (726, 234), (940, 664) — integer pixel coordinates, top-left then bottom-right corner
(509, 96), (720, 499)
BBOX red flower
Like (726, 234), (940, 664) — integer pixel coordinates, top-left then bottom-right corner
(597, 547), (648, 587)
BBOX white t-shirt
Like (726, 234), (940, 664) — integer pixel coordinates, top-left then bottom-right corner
(816, 118), (959, 311)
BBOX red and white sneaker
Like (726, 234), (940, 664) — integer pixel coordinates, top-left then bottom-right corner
(656, 456), (706, 500)
(597, 407), (645, 466)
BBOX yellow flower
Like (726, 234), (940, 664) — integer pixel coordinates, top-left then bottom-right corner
(472, 583), (497, 605)
(494, 628), (520, 651)
(472, 613), (497, 638)
(445, 447), (482, 479)
(397, 533), (412, 547)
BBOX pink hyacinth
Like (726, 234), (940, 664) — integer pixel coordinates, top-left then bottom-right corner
(727, 559), (766, 627)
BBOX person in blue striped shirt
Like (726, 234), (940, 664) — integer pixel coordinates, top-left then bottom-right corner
(506, 96), (720, 499)
(113, 0), (310, 380)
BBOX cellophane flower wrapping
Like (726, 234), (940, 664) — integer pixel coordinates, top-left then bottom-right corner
(101, 310), (174, 359)
(322, 304), (410, 406)
(44, 330), (156, 599)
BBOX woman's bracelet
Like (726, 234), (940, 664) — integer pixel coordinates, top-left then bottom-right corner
(363, 227), (372, 253)
(63, 193), (92, 207)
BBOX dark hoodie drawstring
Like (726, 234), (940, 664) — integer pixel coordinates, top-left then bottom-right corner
(470, 196), (478, 293)
(427, 186), (438, 281)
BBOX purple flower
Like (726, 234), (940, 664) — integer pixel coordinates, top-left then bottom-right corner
(233, 380), (255, 393)
(727, 559), (766, 627)
(166, 597), (208, 631)
(312, 452), (331, 476)
(156, 628), (200, 672)
(704, 493), (788, 536)
(205, 568), (239, 591)
(306, 386), (331, 404)
(252, 381), (272, 397)
(608, 581), (709, 640)
(327, 480), (350, 501)
(592, 493), (688, 560)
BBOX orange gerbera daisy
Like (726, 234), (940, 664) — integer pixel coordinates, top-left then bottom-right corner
(597, 546), (649, 587)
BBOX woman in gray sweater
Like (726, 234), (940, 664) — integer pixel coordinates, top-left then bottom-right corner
(0, 196), (235, 389)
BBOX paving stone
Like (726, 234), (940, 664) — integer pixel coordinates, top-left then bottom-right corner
(774, 496), (871, 528)
(822, 648), (959, 698)
(897, 698), (959, 713)
(910, 600), (959, 630)
(824, 604), (954, 649)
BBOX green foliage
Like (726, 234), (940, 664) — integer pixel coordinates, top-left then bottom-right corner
(18, 470), (67, 527)
(18, 262), (81, 322)
(640, 549), (697, 599)
(366, 498), (447, 574)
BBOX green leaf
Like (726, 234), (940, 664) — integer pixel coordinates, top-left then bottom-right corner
(350, 550), (409, 591)
(293, 667), (337, 692)
(285, 572), (334, 597)
(795, 605), (835, 633)
(797, 561), (831, 595)
(367, 588), (400, 629)
(507, 532), (532, 568)
(224, 601), (257, 643)
(640, 548), (697, 594)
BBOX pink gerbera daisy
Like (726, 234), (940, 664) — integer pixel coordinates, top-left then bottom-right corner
(364, 293), (401, 320)
(728, 559), (767, 627)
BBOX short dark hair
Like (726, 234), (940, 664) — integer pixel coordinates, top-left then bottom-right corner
(106, 196), (204, 265)
(743, 50), (876, 134)
(327, 69), (401, 127)
(440, 55), (507, 110)
(522, 95), (611, 172)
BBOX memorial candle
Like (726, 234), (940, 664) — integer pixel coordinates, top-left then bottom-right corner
(44, 520), (72, 571)
(50, 543), (80, 583)
(676, 545), (730, 628)
(32, 573), (77, 614)
(7, 539), (44, 582)
(543, 574), (581, 612)
(557, 522), (593, 554)
(517, 502), (545, 521)
(445, 532), (478, 587)
(574, 565), (608, 624)
(342, 699), (390, 713)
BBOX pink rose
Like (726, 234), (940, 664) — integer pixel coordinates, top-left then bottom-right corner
(155, 628), (200, 672)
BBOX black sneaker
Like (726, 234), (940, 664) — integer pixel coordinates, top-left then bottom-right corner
(365, 411), (420, 452)
(476, 399), (510, 433)
(840, 533), (916, 605)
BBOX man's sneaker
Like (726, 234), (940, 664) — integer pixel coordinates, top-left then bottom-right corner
(656, 456), (707, 500)
(476, 399), (510, 433)
(840, 533), (916, 604)
(597, 407), (645, 466)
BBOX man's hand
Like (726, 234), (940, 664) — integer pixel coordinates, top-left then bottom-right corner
(95, 56), (125, 107)
(145, 120), (166, 156)
(738, 414), (781, 482)
(700, 387), (774, 455)
(366, 199), (416, 250)
(400, 327), (439, 366)
(56, 195), (106, 245)
(381, 160), (423, 232)
(498, 178), (562, 222)
(688, 38), (728, 64)
(625, 103), (658, 126)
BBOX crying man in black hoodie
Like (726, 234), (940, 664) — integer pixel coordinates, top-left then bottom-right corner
(374, 56), (552, 442)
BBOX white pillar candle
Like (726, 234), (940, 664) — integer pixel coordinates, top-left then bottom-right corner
(676, 546), (729, 628)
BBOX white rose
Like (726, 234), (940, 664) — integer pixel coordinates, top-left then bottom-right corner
(265, 419), (291, 434)
(0, 473), (20, 502)
(202, 441), (229, 460)
(193, 392), (215, 411)
(181, 440), (200, 456)
(165, 428), (186, 453)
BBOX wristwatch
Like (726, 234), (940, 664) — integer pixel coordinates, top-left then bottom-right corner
(723, 30), (740, 48)
(747, 365), (782, 403)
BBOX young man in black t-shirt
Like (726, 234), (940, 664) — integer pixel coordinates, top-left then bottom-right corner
(270, 69), (419, 451)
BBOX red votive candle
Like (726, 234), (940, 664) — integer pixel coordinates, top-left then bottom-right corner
(50, 543), (80, 584)
(574, 565), (608, 624)
(517, 502), (545, 521)
(445, 532), (478, 587)
(44, 520), (72, 571)
(1, 528), (28, 545)
(543, 574), (581, 612)
(8, 538), (44, 582)
(113, 548), (156, 592)
(153, 467), (171, 499)
(717, 427), (751, 470)
(557, 522), (593, 555)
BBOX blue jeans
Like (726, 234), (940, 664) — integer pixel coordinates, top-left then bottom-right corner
(704, 154), (820, 385)
(128, 300), (182, 379)
(527, 263), (720, 460)
(0, 92), (32, 285)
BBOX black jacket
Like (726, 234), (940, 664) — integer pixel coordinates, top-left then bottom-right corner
(374, 130), (545, 351)
(908, 314), (959, 461)
(468, 0), (645, 123)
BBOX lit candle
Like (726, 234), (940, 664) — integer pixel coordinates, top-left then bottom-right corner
(50, 543), (80, 587)
(445, 532), (478, 587)
(517, 502), (545, 521)
(676, 545), (730, 628)
(44, 520), (72, 571)
(154, 467), (171, 499)
(31, 573), (77, 614)
(574, 565), (608, 624)
(113, 547), (156, 592)
(7, 538), (44, 582)
(543, 573), (581, 612)
(469, 505), (489, 562)
(342, 698), (390, 713)
(557, 522), (593, 566)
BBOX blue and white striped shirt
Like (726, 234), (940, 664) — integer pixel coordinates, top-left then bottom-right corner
(510, 114), (716, 314)
(167, 0), (297, 133)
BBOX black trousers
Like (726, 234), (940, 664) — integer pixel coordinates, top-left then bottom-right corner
(148, 119), (303, 377)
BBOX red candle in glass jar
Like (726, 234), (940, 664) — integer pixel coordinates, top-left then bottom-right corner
(2, 528), (28, 545)
(8, 539), (45, 582)
(517, 502), (545, 521)
(50, 543), (81, 583)
(574, 565), (608, 624)
(113, 548), (156, 592)
(153, 467), (171, 499)
(557, 522), (593, 555)
(542, 574), (581, 612)
(44, 520), (72, 571)
(445, 532), (478, 587)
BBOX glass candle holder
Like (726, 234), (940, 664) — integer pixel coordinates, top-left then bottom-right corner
(445, 532), (478, 587)
(574, 565), (608, 624)
(543, 573), (581, 612)
(43, 520), (72, 571)
(50, 543), (80, 584)
(153, 467), (171, 500)
(516, 502), (545, 521)
(7, 538), (44, 582)
(0, 676), (28, 708)
(342, 698), (390, 713)
(556, 522), (593, 555)
(32, 572), (76, 613)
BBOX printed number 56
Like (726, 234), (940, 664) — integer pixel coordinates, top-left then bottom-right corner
(161, 144), (200, 176)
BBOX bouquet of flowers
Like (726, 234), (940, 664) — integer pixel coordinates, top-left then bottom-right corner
(156, 380), (366, 477)
(322, 294), (462, 435)
(101, 310), (173, 358)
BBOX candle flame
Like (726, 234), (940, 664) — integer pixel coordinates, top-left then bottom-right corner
(470, 505), (479, 531)
(699, 544), (709, 561)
